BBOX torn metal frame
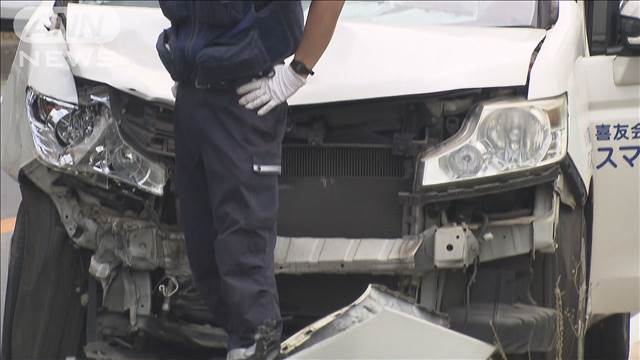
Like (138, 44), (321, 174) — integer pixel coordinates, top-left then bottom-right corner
(23, 157), (565, 279)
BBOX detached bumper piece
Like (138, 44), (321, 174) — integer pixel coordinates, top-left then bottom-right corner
(281, 285), (495, 359)
(449, 303), (556, 354)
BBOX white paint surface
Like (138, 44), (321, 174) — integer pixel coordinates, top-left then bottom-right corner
(528, 1), (593, 190)
(63, 3), (545, 106)
(580, 55), (640, 315)
(290, 308), (495, 359)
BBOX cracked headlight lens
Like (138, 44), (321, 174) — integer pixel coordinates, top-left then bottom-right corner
(26, 87), (166, 195)
(479, 107), (551, 167)
(445, 144), (484, 177)
(420, 95), (567, 187)
(54, 106), (97, 146)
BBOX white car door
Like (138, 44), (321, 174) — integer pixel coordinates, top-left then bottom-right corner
(577, 1), (640, 315)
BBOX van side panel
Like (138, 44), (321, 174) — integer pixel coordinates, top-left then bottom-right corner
(577, 55), (640, 314)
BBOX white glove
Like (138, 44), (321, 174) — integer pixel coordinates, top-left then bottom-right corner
(171, 82), (178, 98)
(237, 64), (306, 116)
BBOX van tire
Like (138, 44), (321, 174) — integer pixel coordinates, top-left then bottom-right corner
(1, 179), (87, 360)
(585, 313), (630, 360)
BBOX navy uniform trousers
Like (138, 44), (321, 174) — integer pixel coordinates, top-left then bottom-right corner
(173, 84), (285, 349)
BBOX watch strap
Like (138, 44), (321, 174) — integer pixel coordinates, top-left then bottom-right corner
(290, 59), (315, 76)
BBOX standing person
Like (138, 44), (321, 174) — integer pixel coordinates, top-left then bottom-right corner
(156, 1), (343, 359)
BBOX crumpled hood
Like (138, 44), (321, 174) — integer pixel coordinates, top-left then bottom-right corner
(65, 4), (545, 106)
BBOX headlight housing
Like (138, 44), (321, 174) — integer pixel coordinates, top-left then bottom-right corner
(26, 88), (167, 195)
(419, 95), (567, 187)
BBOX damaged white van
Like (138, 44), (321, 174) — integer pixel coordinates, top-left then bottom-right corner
(1, 1), (639, 359)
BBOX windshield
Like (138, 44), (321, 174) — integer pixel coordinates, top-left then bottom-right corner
(81, 0), (541, 28)
(79, 1), (159, 7)
(309, 1), (540, 28)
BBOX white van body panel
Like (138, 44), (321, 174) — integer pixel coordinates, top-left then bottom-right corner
(528, 1), (592, 190)
(578, 55), (640, 314)
(0, 1), (77, 179)
(2, 0), (638, 319)
(528, 0), (640, 315)
(288, 23), (545, 105)
(528, 1), (586, 99)
(62, 3), (546, 106)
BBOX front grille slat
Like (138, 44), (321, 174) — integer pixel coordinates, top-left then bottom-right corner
(281, 145), (406, 178)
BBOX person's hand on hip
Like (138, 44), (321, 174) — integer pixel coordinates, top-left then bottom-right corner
(237, 64), (306, 116)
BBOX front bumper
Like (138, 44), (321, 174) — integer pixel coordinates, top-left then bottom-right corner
(23, 155), (565, 281)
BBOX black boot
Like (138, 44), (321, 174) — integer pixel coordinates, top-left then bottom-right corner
(251, 320), (281, 360)
(226, 320), (281, 360)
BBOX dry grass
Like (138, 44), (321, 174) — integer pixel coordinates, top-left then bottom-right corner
(554, 277), (564, 360)
(554, 240), (588, 360)
(489, 320), (508, 360)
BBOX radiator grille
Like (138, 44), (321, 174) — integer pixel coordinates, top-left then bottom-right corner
(281, 145), (406, 178)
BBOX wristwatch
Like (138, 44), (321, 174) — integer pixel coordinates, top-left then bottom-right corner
(290, 59), (315, 76)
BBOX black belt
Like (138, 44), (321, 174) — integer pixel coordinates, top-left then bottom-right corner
(182, 66), (275, 91)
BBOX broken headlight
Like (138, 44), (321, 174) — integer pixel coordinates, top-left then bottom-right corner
(26, 87), (166, 195)
(419, 95), (567, 187)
